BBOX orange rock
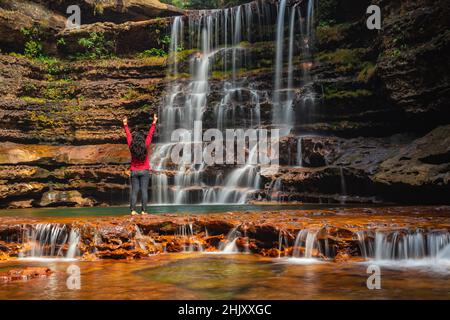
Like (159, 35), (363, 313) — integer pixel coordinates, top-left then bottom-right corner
(0, 267), (52, 282)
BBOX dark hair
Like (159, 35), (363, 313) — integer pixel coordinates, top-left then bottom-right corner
(130, 131), (147, 161)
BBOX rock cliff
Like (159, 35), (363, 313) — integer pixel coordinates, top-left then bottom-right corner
(0, 0), (449, 208)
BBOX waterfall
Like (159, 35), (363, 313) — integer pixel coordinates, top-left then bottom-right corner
(269, 177), (283, 202)
(292, 229), (319, 259)
(273, 0), (287, 125)
(176, 223), (204, 252)
(339, 167), (347, 203)
(272, 0), (316, 129)
(287, 5), (298, 96)
(149, 0), (315, 204)
(217, 225), (241, 253)
(357, 230), (450, 261)
(20, 223), (80, 260)
(296, 136), (303, 166)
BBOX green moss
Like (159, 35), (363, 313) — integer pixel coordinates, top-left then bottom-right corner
(324, 88), (373, 100)
(176, 49), (197, 62)
(166, 72), (190, 80)
(122, 88), (142, 100)
(317, 48), (364, 73)
(357, 63), (376, 82)
(20, 96), (47, 104)
(44, 81), (76, 101)
(28, 110), (63, 129)
(316, 24), (348, 44)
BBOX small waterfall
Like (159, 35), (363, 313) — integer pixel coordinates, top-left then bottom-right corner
(273, 0), (288, 125)
(134, 225), (157, 253)
(339, 167), (347, 203)
(296, 136), (303, 167)
(273, 0), (317, 128)
(356, 230), (374, 258)
(176, 223), (204, 252)
(278, 230), (289, 258)
(218, 225), (241, 253)
(269, 177), (283, 202)
(292, 229), (319, 259)
(20, 223), (80, 260)
(66, 229), (80, 259)
(357, 230), (450, 261)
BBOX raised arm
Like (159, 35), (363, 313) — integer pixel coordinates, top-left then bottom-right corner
(146, 114), (158, 147)
(123, 117), (132, 146)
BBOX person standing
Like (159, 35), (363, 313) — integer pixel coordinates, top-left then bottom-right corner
(123, 114), (158, 215)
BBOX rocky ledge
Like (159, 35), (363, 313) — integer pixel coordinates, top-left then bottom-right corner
(1, 206), (449, 261)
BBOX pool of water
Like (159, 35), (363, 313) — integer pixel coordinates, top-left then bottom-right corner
(1, 254), (450, 299)
(0, 203), (374, 218)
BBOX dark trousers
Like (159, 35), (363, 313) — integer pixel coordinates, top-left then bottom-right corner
(130, 170), (150, 213)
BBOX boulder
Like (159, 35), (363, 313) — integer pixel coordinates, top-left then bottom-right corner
(373, 125), (450, 202)
(29, 0), (184, 24)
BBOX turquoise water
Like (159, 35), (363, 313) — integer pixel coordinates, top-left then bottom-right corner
(0, 203), (379, 217)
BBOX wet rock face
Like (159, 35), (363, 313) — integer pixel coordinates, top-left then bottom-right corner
(261, 128), (450, 204)
(32, 0), (184, 24)
(58, 18), (172, 56)
(373, 125), (450, 203)
(376, 0), (450, 125)
(0, 0), (449, 207)
(0, 0), (182, 55)
(0, 1), (66, 53)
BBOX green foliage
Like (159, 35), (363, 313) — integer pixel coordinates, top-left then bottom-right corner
(24, 40), (43, 59)
(77, 32), (115, 59)
(57, 37), (66, 47)
(21, 26), (44, 58)
(161, 35), (172, 47)
(138, 48), (167, 58)
(40, 56), (63, 76)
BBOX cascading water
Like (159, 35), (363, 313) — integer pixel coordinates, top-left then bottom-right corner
(20, 223), (80, 260)
(176, 223), (204, 252)
(217, 225), (242, 253)
(339, 167), (347, 203)
(292, 229), (319, 259)
(296, 136), (303, 166)
(357, 229), (450, 261)
(150, 0), (317, 204)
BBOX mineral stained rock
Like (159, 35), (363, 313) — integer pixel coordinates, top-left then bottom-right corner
(1, 207), (449, 261)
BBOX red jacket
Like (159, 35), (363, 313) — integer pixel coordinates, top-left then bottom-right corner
(124, 123), (156, 171)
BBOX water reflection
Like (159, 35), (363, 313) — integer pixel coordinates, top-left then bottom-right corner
(1, 254), (450, 300)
